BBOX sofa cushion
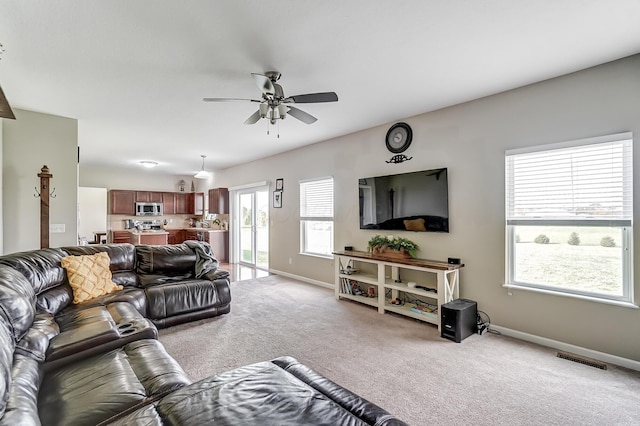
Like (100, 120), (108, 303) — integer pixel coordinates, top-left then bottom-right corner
(136, 244), (196, 278)
(0, 248), (67, 296)
(154, 357), (407, 426)
(38, 339), (190, 426)
(61, 252), (123, 304)
(144, 279), (230, 320)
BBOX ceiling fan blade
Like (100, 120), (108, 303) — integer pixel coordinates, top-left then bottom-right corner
(287, 106), (317, 124)
(286, 92), (338, 103)
(203, 97), (261, 102)
(251, 73), (275, 96)
(244, 110), (261, 125)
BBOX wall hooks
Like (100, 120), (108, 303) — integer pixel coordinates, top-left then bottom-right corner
(34, 185), (56, 198)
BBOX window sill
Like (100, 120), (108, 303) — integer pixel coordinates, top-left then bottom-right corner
(502, 284), (638, 309)
(300, 252), (333, 260)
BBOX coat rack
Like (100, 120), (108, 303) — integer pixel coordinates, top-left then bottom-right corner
(34, 165), (55, 248)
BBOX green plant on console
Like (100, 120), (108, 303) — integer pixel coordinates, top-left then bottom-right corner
(367, 235), (419, 258)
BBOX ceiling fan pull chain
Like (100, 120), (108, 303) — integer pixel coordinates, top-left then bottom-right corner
(277, 120), (280, 139)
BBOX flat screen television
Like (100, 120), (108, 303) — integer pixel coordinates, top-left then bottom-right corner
(359, 168), (449, 232)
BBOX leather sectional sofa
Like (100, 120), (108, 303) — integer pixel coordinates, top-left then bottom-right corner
(0, 242), (407, 425)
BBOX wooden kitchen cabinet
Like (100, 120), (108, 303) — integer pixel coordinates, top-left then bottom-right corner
(111, 231), (132, 244)
(162, 192), (176, 214)
(208, 188), (229, 214)
(167, 229), (185, 245)
(175, 192), (204, 215)
(175, 193), (189, 214)
(135, 191), (162, 202)
(109, 190), (135, 215)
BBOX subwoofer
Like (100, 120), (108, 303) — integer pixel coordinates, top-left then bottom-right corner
(440, 299), (477, 343)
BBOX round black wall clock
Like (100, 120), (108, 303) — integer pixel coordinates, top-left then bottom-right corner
(385, 122), (413, 153)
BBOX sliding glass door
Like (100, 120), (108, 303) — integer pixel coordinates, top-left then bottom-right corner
(236, 187), (269, 269)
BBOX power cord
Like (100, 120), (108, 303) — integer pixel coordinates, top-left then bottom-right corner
(477, 310), (501, 335)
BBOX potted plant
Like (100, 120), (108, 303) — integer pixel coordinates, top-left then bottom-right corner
(367, 235), (419, 259)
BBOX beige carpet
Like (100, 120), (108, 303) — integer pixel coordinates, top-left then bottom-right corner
(159, 275), (640, 425)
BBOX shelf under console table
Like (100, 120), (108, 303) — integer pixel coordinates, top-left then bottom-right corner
(333, 250), (464, 331)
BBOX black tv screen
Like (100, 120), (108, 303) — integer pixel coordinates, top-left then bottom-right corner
(359, 168), (449, 232)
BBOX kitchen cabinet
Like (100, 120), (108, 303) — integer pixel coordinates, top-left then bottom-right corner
(135, 191), (163, 202)
(162, 192), (176, 215)
(109, 191), (135, 215)
(208, 188), (229, 214)
(175, 192), (204, 215)
(175, 193), (189, 214)
(111, 231), (132, 244)
(167, 229), (185, 245)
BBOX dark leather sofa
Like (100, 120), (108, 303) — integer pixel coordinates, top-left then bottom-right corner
(0, 243), (407, 425)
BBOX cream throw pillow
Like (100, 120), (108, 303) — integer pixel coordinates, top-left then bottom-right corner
(61, 252), (123, 304)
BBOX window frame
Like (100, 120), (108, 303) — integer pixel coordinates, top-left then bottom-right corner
(299, 176), (334, 258)
(505, 133), (634, 305)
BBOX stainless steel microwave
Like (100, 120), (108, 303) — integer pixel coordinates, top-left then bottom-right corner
(135, 202), (163, 216)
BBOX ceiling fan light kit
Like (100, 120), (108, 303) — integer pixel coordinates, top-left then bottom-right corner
(193, 154), (210, 179)
(204, 71), (338, 133)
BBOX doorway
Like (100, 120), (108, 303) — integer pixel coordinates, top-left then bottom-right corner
(235, 187), (269, 269)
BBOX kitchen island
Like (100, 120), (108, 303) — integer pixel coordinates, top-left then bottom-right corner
(129, 231), (169, 245)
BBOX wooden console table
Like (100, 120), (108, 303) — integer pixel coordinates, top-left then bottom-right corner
(333, 250), (464, 331)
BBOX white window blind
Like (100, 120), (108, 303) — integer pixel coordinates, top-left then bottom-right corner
(506, 134), (633, 226)
(300, 177), (334, 219)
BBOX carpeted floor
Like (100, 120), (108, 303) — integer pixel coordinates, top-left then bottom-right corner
(159, 275), (640, 425)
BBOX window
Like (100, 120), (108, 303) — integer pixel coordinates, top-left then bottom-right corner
(505, 133), (633, 304)
(300, 177), (334, 257)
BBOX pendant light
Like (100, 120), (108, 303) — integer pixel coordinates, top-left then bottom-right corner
(194, 155), (210, 179)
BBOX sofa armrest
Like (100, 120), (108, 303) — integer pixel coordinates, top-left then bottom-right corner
(203, 269), (230, 281)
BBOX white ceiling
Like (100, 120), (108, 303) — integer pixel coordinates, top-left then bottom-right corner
(1, 1), (640, 176)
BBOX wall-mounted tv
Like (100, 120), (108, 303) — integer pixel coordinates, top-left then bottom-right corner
(359, 168), (449, 232)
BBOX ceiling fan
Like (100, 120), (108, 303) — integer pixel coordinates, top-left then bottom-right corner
(203, 71), (338, 126)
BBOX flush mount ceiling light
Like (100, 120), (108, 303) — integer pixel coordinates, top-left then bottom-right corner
(194, 155), (210, 179)
(139, 160), (158, 168)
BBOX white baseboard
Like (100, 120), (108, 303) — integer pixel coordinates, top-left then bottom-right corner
(491, 325), (640, 372)
(268, 269), (334, 290)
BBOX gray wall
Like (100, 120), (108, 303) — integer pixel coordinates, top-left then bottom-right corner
(214, 55), (640, 362)
(2, 109), (78, 252)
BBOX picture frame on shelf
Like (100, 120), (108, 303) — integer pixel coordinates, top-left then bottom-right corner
(276, 178), (284, 191)
(273, 191), (283, 208)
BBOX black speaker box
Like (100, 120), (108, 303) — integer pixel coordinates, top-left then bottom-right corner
(441, 299), (477, 343)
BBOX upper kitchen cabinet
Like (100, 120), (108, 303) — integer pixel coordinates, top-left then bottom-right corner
(135, 191), (163, 202)
(208, 188), (229, 214)
(109, 190), (135, 215)
(175, 192), (204, 215)
(162, 192), (176, 215)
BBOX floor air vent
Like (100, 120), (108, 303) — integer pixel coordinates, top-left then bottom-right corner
(557, 351), (607, 370)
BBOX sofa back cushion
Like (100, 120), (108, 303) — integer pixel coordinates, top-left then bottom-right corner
(136, 244), (195, 278)
(63, 244), (138, 287)
(0, 248), (67, 296)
